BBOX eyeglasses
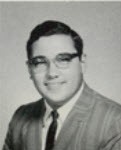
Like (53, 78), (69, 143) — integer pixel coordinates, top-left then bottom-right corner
(27, 53), (79, 73)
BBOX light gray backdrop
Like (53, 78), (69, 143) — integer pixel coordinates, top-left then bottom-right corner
(1, 2), (121, 149)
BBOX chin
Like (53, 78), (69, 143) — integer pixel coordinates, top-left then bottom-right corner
(46, 95), (65, 103)
(46, 98), (67, 108)
(46, 94), (72, 106)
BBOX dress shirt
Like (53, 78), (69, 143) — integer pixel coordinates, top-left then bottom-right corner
(41, 82), (84, 150)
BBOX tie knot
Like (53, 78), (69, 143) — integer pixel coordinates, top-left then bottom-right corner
(51, 110), (59, 120)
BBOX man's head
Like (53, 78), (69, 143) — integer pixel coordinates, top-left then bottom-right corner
(26, 20), (84, 108)
(27, 20), (83, 60)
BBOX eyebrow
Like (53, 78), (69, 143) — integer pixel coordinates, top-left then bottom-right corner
(31, 55), (46, 60)
(30, 52), (77, 60)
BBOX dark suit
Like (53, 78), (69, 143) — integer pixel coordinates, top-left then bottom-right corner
(3, 83), (121, 150)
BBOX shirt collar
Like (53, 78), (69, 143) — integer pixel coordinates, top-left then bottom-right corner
(44, 101), (52, 123)
(43, 82), (84, 125)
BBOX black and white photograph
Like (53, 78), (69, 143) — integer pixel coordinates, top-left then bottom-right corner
(1, 1), (121, 150)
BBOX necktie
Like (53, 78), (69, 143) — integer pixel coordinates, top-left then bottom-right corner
(45, 110), (59, 150)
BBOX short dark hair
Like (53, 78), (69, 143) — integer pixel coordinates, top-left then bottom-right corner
(26, 20), (83, 60)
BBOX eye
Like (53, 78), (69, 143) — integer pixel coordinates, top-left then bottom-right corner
(32, 57), (47, 66)
(57, 54), (72, 62)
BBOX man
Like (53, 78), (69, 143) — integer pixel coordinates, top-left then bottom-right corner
(3, 20), (121, 150)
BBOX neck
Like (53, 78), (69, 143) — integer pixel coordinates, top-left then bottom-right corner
(45, 100), (64, 110)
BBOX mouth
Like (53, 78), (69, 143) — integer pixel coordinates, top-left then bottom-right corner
(44, 81), (66, 87)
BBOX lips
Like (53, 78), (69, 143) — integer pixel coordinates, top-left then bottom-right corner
(44, 81), (66, 86)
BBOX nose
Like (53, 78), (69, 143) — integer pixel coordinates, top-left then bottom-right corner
(46, 61), (60, 79)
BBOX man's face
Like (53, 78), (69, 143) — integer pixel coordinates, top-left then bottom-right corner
(29, 34), (83, 108)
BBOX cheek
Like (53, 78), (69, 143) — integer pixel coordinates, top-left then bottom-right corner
(64, 64), (82, 82)
(70, 66), (83, 87)
(32, 74), (45, 89)
(68, 72), (82, 87)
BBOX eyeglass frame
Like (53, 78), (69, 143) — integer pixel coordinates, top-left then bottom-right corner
(26, 52), (79, 73)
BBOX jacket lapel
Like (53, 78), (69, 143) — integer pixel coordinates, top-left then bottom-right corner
(54, 83), (95, 150)
(24, 119), (43, 150)
(54, 110), (84, 150)
(22, 99), (46, 150)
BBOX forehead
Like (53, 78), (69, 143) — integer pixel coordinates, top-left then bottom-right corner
(31, 34), (76, 58)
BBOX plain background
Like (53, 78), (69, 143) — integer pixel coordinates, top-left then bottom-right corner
(0, 2), (121, 148)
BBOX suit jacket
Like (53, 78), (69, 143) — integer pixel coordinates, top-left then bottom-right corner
(3, 83), (121, 150)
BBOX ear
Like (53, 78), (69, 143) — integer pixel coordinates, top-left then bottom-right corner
(80, 53), (87, 74)
(27, 64), (33, 79)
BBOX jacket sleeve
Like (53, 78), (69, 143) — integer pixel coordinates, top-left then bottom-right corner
(2, 121), (13, 150)
(100, 115), (121, 150)
(2, 106), (24, 150)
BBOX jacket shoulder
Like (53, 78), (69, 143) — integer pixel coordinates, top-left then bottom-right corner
(10, 99), (45, 127)
(84, 83), (121, 116)
(91, 91), (121, 149)
(92, 89), (121, 119)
